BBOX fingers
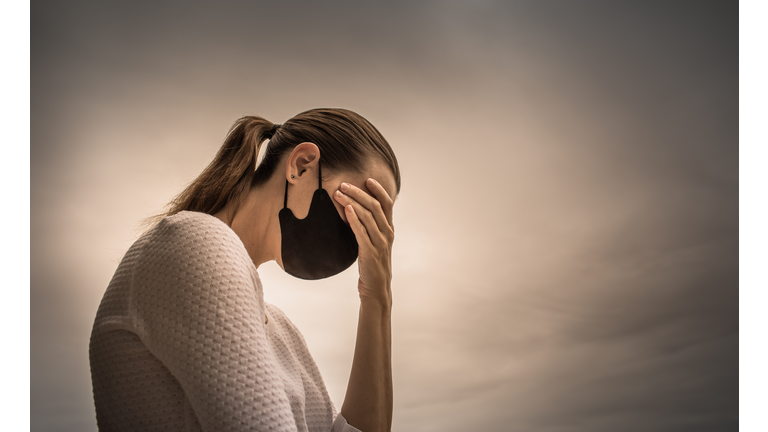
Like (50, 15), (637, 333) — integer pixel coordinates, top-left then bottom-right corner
(335, 181), (394, 240)
(335, 189), (388, 249)
(344, 204), (374, 252)
(365, 178), (394, 228)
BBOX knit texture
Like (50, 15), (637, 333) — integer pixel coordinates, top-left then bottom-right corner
(89, 210), (361, 432)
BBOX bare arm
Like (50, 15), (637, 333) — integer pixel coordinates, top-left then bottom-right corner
(342, 299), (392, 432)
(333, 178), (395, 432)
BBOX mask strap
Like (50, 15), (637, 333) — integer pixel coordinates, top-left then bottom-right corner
(318, 160), (322, 189)
(284, 161), (322, 209)
(283, 179), (289, 209)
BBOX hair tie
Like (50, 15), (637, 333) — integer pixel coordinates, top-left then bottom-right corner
(266, 123), (282, 139)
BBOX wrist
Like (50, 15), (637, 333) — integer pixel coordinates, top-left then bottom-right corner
(360, 296), (392, 314)
(358, 278), (392, 310)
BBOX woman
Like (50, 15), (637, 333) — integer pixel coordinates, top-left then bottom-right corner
(89, 108), (400, 432)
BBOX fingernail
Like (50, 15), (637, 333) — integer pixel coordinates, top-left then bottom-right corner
(335, 190), (344, 198)
(368, 178), (376, 185)
(340, 182), (350, 191)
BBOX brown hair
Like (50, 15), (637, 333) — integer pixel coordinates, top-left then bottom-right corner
(141, 108), (400, 230)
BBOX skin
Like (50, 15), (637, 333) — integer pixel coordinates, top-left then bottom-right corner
(213, 142), (396, 432)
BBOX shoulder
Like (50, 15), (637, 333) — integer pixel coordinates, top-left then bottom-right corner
(136, 210), (255, 284)
(152, 210), (241, 247)
(149, 211), (246, 257)
(130, 211), (266, 330)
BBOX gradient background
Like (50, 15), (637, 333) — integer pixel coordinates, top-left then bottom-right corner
(31, 1), (738, 431)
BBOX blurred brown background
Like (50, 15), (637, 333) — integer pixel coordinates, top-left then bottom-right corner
(31, 1), (737, 431)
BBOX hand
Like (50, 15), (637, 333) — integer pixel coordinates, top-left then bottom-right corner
(333, 178), (395, 308)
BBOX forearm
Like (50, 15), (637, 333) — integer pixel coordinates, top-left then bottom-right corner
(335, 178), (396, 432)
(340, 298), (393, 432)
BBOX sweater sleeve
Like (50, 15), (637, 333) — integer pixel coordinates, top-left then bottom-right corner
(332, 413), (363, 432)
(130, 213), (297, 432)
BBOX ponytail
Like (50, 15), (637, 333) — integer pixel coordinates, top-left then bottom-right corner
(140, 116), (275, 231)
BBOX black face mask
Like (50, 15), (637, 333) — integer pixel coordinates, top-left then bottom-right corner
(278, 162), (359, 280)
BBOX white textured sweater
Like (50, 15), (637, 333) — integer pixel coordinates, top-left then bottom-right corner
(89, 210), (361, 432)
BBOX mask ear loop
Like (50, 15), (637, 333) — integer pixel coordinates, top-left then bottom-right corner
(283, 179), (289, 209)
(318, 160), (322, 189)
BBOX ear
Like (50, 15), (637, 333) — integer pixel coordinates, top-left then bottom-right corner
(285, 142), (320, 185)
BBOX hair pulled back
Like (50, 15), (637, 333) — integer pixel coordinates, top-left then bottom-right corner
(145, 108), (400, 228)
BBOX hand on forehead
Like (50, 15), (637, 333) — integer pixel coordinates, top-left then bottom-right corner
(328, 161), (397, 201)
(326, 163), (397, 224)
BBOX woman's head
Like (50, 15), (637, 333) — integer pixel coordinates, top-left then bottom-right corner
(255, 109), (400, 191)
(153, 108), (401, 224)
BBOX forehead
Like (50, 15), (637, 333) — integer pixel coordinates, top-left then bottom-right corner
(346, 159), (398, 201)
(365, 159), (398, 201)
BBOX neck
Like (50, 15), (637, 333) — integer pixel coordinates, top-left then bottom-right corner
(213, 179), (283, 268)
